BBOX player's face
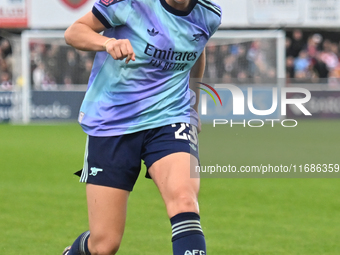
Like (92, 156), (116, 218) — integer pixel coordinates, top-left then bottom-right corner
(173, 0), (190, 3)
(166, 0), (191, 10)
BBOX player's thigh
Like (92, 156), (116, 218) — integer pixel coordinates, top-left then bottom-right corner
(86, 184), (129, 249)
(148, 152), (200, 218)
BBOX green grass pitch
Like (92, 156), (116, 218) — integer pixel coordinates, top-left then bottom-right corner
(1, 120), (339, 254)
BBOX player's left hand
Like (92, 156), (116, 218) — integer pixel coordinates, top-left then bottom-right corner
(197, 118), (202, 133)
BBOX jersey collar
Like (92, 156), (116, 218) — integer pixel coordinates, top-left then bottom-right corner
(160, 0), (198, 16)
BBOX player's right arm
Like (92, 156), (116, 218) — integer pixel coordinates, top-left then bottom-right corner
(64, 11), (135, 63)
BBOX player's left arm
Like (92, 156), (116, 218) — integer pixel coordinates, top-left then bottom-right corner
(190, 48), (206, 112)
(190, 48), (206, 132)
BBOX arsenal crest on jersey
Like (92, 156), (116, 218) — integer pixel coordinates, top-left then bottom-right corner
(60, 0), (89, 9)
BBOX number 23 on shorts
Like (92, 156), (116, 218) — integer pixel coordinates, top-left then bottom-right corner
(172, 123), (198, 146)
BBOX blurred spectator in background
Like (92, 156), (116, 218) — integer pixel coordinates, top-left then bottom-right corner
(0, 37), (13, 90)
(234, 45), (249, 76)
(63, 49), (79, 84)
(41, 71), (57, 90)
(247, 40), (272, 81)
(247, 40), (261, 77)
(63, 75), (73, 90)
(294, 50), (310, 76)
(313, 52), (329, 80)
(79, 58), (94, 85)
(33, 60), (46, 89)
(205, 43), (220, 83)
(222, 55), (235, 81)
(0, 38), (12, 58)
(1, 71), (12, 90)
(320, 39), (339, 71)
(289, 29), (305, 58)
(286, 56), (295, 81)
(306, 33), (322, 58)
(44, 44), (63, 84)
(205, 52), (219, 83)
(286, 37), (294, 57)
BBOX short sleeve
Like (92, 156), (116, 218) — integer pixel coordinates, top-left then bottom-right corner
(209, 2), (222, 37)
(92, 0), (133, 29)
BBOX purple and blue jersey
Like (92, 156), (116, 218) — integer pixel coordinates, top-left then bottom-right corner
(79, 0), (221, 136)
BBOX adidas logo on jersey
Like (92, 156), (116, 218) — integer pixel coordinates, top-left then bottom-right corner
(147, 28), (159, 36)
(184, 250), (205, 255)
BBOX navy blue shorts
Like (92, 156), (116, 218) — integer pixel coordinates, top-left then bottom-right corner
(79, 123), (199, 191)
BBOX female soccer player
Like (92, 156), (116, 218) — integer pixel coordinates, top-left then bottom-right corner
(63, 0), (221, 254)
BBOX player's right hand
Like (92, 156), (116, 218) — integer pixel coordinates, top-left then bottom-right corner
(105, 39), (136, 64)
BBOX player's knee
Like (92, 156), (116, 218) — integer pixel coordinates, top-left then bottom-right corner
(176, 194), (198, 210)
(89, 238), (121, 255)
(168, 193), (199, 215)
